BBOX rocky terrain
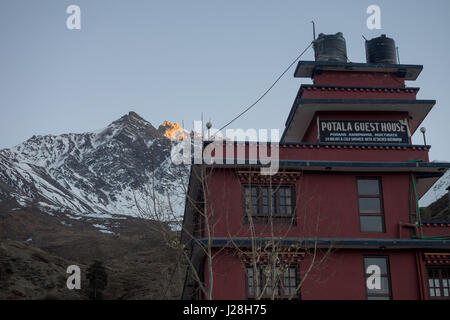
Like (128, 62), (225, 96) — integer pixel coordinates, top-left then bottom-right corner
(0, 206), (184, 300)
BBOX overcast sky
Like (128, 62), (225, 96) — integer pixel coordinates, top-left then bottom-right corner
(0, 0), (449, 161)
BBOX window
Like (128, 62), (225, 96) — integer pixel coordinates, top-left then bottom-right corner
(357, 178), (384, 232)
(363, 256), (391, 300)
(427, 268), (450, 299)
(246, 265), (299, 299)
(243, 185), (295, 218)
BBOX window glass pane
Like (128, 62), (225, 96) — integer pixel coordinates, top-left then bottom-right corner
(364, 257), (391, 300)
(244, 185), (295, 218)
(262, 187), (268, 196)
(430, 288), (435, 297)
(358, 198), (381, 212)
(360, 216), (383, 232)
(357, 179), (380, 195)
(364, 257), (388, 273)
(265, 285), (271, 296)
(285, 188), (291, 197)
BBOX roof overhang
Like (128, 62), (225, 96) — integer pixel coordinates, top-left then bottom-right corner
(208, 159), (449, 172)
(200, 237), (450, 249)
(294, 61), (423, 80)
(281, 99), (435, 143)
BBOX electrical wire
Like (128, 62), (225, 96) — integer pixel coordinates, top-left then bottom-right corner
(212, 41), (314, 137)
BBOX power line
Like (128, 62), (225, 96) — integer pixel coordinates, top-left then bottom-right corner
(213, 41), (313, 137)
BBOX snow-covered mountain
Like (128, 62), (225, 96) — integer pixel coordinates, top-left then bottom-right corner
(0, 112), (189, 219)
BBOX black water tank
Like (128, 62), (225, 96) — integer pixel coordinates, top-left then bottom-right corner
(313, 32), (347, 62)
(365, 34), (397, 64)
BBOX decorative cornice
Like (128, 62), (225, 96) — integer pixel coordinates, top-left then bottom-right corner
(280, 143), (430, 151)
(423, 223), (450, 227)
(239, 251), (305, 265)
(199, 237), (450, 249)
(424, 253), (450, 265)
(236, 171), (301, 184)
(301, 85), (419, 94)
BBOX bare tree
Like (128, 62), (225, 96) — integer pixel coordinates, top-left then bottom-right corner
(134, 143), (228, 300)
(225, 171), (334, 300)
(134, 139), (334, 300)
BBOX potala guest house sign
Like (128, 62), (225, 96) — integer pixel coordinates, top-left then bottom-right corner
(318, 119), (409, 144)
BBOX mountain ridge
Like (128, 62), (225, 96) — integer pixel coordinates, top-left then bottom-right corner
(0, 112), (188, 229)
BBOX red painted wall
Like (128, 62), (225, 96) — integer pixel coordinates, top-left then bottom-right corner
(206, 170), (414, 239)
(301, 87), (417, 100)
(313, 71), (405, 87)
(422, 225), (450, 237)
(207, 249), (421, 300)
(205, 141), (430, 163)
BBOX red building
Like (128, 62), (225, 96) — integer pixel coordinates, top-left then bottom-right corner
(181, 34), (450, 300)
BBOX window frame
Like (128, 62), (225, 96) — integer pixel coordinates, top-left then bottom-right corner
(363, 255), (392, 300)
(245, 264), (300, 300)
(242, 184), (296, 224)
(427, 267), (450, 300)
(356, 177), (385, 233)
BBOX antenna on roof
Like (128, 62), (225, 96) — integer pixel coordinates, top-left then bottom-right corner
(206, 120), (212, 140)
(311, 21), (316, 40)
(396, 46), (401, 64)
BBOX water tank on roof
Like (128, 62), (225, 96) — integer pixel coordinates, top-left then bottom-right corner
(365, 34), (397, 64)
(313, 32), (348, 62)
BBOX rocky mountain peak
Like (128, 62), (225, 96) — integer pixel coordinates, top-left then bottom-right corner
(0, 113), (188, 222)
(98, 111), (161, 143)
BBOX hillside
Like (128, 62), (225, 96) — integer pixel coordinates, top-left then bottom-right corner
(0, 206), (184, 299)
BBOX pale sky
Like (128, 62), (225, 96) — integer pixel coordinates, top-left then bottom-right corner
(0, 0), (449, 162)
